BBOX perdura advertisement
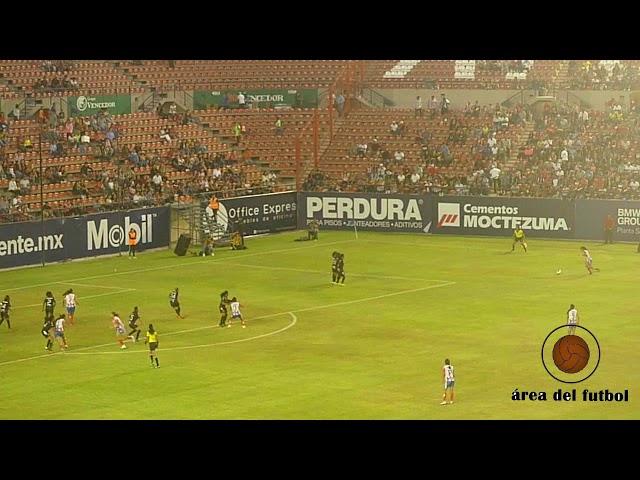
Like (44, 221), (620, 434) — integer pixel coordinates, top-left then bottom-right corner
(0, 207), (169, 269)
(193, 89), (319, 109)
(68, 94), (132, 117)
(214, 192), (298, 236)
(433, 196), (575, 238)
(297, 192), (433, 233)
(575, 199), (640, 242)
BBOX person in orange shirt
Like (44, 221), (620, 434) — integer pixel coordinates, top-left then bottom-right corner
(128, 228), (138, 258)
(209, 195), (219, 222)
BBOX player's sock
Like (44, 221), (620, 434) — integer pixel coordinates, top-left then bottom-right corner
(136, 330), (141, 341)
(150, 355), (154, 366)
(155, 358), (159, 367)
(6, 319), (10, 329)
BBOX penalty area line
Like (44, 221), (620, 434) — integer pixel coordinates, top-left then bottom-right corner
(64, 312), (299, 355)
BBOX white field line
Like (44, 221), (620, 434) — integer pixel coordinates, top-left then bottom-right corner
(0, 240), (357, 293)
(65, 312), (299, 355)
(223, 262), (451, 283)
(59, 282), (126, 290)
(13, 289), (137, 310)
(0, 281), (456, 366)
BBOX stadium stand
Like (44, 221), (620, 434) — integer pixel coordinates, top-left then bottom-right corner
(3, 59), (640, 225)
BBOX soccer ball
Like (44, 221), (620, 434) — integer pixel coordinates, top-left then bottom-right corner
(556, 269), (562, 275)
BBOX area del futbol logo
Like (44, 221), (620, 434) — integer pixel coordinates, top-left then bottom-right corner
(437, 203), (460, 227)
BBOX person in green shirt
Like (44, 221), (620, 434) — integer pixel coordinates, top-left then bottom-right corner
(511, 227), (528, 253)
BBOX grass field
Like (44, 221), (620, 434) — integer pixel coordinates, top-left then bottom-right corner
(0, 230), (638, 419)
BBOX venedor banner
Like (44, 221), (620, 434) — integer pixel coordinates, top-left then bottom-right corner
(68, 94), (132, 117)
(0, 207), (169, 269)
(297, 192), (433, 233)
(216, 191), (298, 235)
(433, 196), (575, 238)
(575, 199), (640, 242)
(193, 89), (318, 109)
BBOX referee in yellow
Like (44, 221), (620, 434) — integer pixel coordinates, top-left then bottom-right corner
(145, 324), (160, 368)
(511, 227), (528, 253)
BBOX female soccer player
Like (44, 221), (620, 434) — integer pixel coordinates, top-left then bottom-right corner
(42, 291), (56, 323)
(42, 314), (55, 351)
(54, 314), (68, 350)
(441, 359), (455, 405)
(145, 324), (160, 368)
(567, 304), (579, 335)
(127, 306), (142, 342)
(219, 290), (230, 327)
(230, 297), (246, 328)
(112, 312), (128, 349)
(64, 289), (78, 325)
(169, 288), (184, 319)
(580, 246), (599, 274)
(0, 295), (11, 329)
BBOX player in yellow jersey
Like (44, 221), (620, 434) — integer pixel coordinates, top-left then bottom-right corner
(145, 324), (160, 368)
(511, 227), (528, 253)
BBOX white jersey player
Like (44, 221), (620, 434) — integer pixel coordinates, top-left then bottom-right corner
(54, 314), (68, 350)
(112, 312), (127, 349)
(441, 359), (455, 405)
(64, 288), (78, 325)
(567, 304), (579, 335)
(229, 297), (246, 328)
(580, 246), (598, 275)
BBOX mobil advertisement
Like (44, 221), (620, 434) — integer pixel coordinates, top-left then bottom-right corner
(0, 207), (169, 270)
(575, 199), (640, 242)
(434, 196), (575, 238)
(297, 192), (432, 233)
(216, 191), (298, 235)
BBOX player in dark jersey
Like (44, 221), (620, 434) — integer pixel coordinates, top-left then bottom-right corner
(42, 291), (56, 322)
(127, 306), (142, 342)
(42, 315), (55, 351)
(335, 253), (346, 285)
(0, 295), (11, 329)
(331, 251), (339, 284)
(219, 290), (230, 327)
(169, 288), (184, 319)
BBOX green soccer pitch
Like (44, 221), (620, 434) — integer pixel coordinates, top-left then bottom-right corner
(0, 230), (637, 419)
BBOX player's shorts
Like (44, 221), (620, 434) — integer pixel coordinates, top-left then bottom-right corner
(66, 306), (75, 315)
(149, 342), (158, 352)
(1, 312), (8, 320)
(170, 301), (179, 309)
(514, 237), (524, 243)
(219, 306), (227, 314)
(568, 320), (578, 325)
(41, 329), (50, 338)
(585, 259), (593, 267)
(55, 331), (65, 339)
(115, 326), (125, 336)
(445, 380), (455, 389)
(45, 310), (54, 320)
(232, 313), (242, 319)
(129, 322), (138, 330)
